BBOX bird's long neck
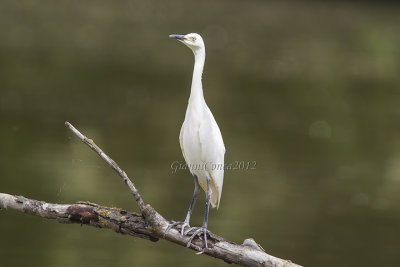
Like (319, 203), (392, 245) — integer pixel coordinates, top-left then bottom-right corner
(189, 49), (206, 106)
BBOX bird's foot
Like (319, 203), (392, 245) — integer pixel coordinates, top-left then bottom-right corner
(184, 226), (211, 249)
(164, 221), (190, 237)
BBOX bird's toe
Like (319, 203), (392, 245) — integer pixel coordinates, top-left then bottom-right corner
(164, 221), (190, 237)
(180, 222), (190, 236)
(185, 227), (210, 249)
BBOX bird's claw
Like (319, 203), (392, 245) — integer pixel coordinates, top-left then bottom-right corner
(185, 226), (211, 249)
(164, 221), (190, 237)
(164, 222), (211, 249)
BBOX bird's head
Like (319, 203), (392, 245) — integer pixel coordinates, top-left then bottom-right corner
(169, 33), (205, 52)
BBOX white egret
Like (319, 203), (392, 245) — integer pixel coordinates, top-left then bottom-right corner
(165, 33), (225, 249)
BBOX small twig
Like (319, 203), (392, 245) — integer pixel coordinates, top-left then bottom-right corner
(65, 121), (146, 213)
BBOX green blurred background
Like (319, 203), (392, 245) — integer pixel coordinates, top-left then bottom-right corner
(1, 0), (400, 266)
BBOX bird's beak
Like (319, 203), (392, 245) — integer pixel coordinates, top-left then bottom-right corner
(169, 34), (186, 41)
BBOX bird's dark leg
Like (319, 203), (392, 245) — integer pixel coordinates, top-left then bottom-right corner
(203, 175), (211, 229)
(164, 175), (200, 236)
(185, 174), (212, 249)
(184, 175), (200, 225)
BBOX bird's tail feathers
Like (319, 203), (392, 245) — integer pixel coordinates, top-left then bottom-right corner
(210, 177), (221, 209)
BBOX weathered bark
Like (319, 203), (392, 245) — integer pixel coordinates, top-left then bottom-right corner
(0, 193), (299, 267)
(0, 122), (302, 267)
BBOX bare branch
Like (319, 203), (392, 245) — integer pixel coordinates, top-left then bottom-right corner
(0, 193), (301, 267)
(0, 193), (155, 241)
(1, 122), (303, 267)
(65, 121), (146, 213)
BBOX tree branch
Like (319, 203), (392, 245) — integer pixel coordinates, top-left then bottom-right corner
(64, 121), (146, 213)
(0, 122), (302, 267)
(0, 193), (155, 241)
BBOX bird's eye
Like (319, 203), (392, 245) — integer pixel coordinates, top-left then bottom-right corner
(191, 37), (196, 42)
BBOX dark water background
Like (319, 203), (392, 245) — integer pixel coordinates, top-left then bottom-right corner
(1, 1), (400, 266)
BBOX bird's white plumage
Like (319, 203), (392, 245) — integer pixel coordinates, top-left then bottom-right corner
(177, 33), (225, 208)
(180, 99), (225, 208)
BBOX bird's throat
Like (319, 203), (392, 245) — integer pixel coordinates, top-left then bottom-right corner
(189, 49), (206, 106)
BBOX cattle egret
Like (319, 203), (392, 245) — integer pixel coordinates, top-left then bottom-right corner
(165, 33), (225, 249)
